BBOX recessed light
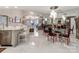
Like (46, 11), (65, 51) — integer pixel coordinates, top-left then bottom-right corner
(5, 6), (9, 8)
(14, 6), (18, 8)
(30, 11), (34, 15)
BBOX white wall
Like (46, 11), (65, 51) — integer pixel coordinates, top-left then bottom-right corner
(0, 9), (23, 18)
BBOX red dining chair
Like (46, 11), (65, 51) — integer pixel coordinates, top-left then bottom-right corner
(43, 25), (49, 35)
(47, 27), (57, 43)
(61, 25), (66, 29)
(59, 29), (70, 45)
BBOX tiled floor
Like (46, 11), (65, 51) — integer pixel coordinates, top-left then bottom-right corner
(2, 30), (79, 53)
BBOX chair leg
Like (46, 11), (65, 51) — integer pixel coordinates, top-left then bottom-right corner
(51, 36), (52, 40)
(52, 36), (54, 43)
(67, 38), (70, 45)
(55, 36), (57, 42)
(59, 36), (61, 42)
(47, 35), (49, 41)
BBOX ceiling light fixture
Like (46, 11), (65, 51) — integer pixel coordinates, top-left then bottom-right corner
(14, 6), (18, 8)
(62, 13), (67, 21)
(50, 10), (57, 20)
(30, 11), (34, 15)
(50, 6), (58, 10)
(62, 15), (66, 21)
(49, 6), (58, 20)
(5, 6), (9, 8)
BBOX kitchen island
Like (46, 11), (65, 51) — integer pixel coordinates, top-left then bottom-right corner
(0, 25), (24, 47)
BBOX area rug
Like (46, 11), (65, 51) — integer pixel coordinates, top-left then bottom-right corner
(0, 48), (6, 53)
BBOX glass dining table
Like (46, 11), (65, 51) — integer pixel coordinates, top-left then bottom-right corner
(53, 28), (65, 34)
(52, 28), (66, 41)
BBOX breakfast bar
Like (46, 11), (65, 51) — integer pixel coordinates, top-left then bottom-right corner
(0, 26), (24, 47)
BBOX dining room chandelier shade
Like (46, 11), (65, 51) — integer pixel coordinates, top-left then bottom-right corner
(62, 15), (66, 21)
(50, 10), (57, 20)
(50, 6), (58, 10)
(49, 6), (58, 19)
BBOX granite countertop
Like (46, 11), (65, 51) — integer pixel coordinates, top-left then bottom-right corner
(0, 25), (24, 30)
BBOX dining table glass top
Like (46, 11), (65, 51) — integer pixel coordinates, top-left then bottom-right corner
(52, 28), (66, 34)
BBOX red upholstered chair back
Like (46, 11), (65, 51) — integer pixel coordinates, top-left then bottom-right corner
(68, 29), (71, 37)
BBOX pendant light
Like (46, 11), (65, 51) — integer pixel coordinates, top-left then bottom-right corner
(49, 6), (58, 20)
(62, 15), (66, 21)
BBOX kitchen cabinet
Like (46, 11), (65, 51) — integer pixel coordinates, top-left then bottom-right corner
(0, 25), (24, 46)
(0, 31), (12, 46)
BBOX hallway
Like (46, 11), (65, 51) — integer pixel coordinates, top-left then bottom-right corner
(2, 30), (79, 53)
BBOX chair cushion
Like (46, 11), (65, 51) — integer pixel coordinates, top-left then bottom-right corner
(48, 33), (56, 36)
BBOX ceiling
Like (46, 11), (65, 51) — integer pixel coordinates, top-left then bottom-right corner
(0, 6), (79, 15)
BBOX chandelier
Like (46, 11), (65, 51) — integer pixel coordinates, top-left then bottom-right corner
(62, 15), (66, 21)
(50, 6), (58, 10)
(49, 6), (58, 20)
